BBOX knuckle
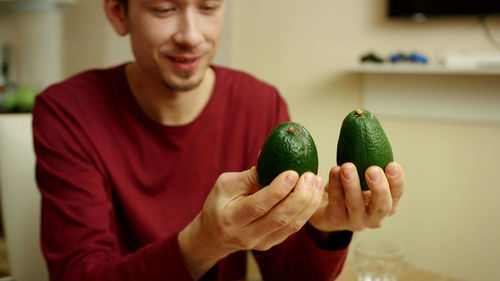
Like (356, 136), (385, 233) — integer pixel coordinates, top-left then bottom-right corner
(351, 224), (366, 232)
(234, 236), (253, 250)
(296, 191), (312, 205)
(369, 221), (383, 229)
(375, 205), (391, 216)
(393, 187), (404, 199)
(250, 202), (268, 218)
(215, 219), (231, 237)
(346, 200), (365, 212)
(214, 211), (232, 236)
(330, 212), (345, 225)
(214, 173), (230, 192)
(288, 222), (303, 233)
(230, 235), (255, 250)
(390, 174), (404, 186)
(272, 214), (290, 228)
(215, 172), (229, 184)
(272, 181), (293, 199)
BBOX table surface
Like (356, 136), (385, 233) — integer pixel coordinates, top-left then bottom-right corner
(246, 252), (466, 281)
(336, 259), (466, 281)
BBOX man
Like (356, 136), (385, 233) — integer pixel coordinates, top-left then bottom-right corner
(32, 0), (405, 280)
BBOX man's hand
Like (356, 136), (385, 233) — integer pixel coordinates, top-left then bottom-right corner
(178, 167), (325, 280)
(308, 162), (404, 233)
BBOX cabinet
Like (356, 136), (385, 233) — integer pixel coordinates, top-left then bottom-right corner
(338, 64), (500, 123)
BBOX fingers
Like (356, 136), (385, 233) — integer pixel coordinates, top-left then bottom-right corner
(323, 166), (347, 228)
(226, 170), (298, 227)
(385, 162), (405, 215)
(308, 166), (348, 232)
(364, 166), (392, 227)
(340, 163), (367, 231)
(328, 166), (345, 208)
(203, 168), (328, 254)
(338, 163), (393, 230)
(307, 162), (404, 234)
(248, 172), (325, 250)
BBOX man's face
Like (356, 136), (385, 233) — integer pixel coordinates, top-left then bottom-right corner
(125, 0), (226, 91)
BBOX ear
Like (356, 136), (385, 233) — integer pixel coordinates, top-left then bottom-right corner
(103, 0), (129, 36)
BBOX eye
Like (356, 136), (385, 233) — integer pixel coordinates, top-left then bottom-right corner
(201, 5), (215, 11)
(199, 1), (220, 13)
(152, 6), (176, 14)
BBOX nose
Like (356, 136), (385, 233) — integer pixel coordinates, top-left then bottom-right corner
(173, 9), (203, 49)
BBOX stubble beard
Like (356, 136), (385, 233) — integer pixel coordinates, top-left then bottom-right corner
(163, 70), (204, 92)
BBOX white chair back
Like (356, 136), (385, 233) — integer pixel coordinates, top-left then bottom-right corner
(0, 114), (49, 281)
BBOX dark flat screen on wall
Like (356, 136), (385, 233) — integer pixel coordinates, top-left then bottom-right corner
(388, 0), (500, 18)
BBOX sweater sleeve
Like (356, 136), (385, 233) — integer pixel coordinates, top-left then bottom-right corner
(253, 228), (350, 281)
(33, 94), (195, 281)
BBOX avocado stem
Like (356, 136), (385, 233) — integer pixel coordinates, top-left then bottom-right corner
(354, 108), (364, 117)
(286, 127), (298, 135)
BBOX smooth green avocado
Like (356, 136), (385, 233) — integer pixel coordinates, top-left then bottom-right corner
(336, 108), (393, 191)
(257, 121), (318, 188)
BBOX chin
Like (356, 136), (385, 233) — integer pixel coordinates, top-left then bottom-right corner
(164, 77), (204, 92)
(163, 67), (207, 92)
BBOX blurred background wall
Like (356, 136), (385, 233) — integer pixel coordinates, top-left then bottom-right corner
(230, 2), (500, 281)
(1, 0), (500, 280)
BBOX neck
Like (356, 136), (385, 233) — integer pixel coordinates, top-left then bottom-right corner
(125, 63), (215, 126)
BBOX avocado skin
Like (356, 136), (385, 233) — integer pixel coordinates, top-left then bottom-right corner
(336, 109), (393, 191)
(257, 121), (318, 188)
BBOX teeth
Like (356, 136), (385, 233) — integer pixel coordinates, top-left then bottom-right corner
(173, 57), (195, 63)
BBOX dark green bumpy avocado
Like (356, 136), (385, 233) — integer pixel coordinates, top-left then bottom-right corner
(257, 121), (318, 188)
(336, 108), (393, 191)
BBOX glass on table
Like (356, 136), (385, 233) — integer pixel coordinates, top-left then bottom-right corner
(353, 240), (404, 281)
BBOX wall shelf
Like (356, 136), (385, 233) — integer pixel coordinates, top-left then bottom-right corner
(336, 63), (500, 76)
(336, 63), (500, 123)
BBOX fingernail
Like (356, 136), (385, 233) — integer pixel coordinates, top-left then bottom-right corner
(386, 164), (399, 178)
(342, 166), (354, 181)
(367, 168), (381, 183)
(286, 172), (299, 186)
(305, 173), (314, 186)
(331, 166), (341, 181)
(315, 176), (324, 190)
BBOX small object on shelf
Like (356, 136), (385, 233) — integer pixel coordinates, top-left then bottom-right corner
(390, 52), (428, 64)
(443, 52), (500, 69)
(360, 52), (384, 63)
(389, 53), (407, 63)
(407, 53), (428, 64)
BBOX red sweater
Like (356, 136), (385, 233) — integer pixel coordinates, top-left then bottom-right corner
(33, 64), (349, 281)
